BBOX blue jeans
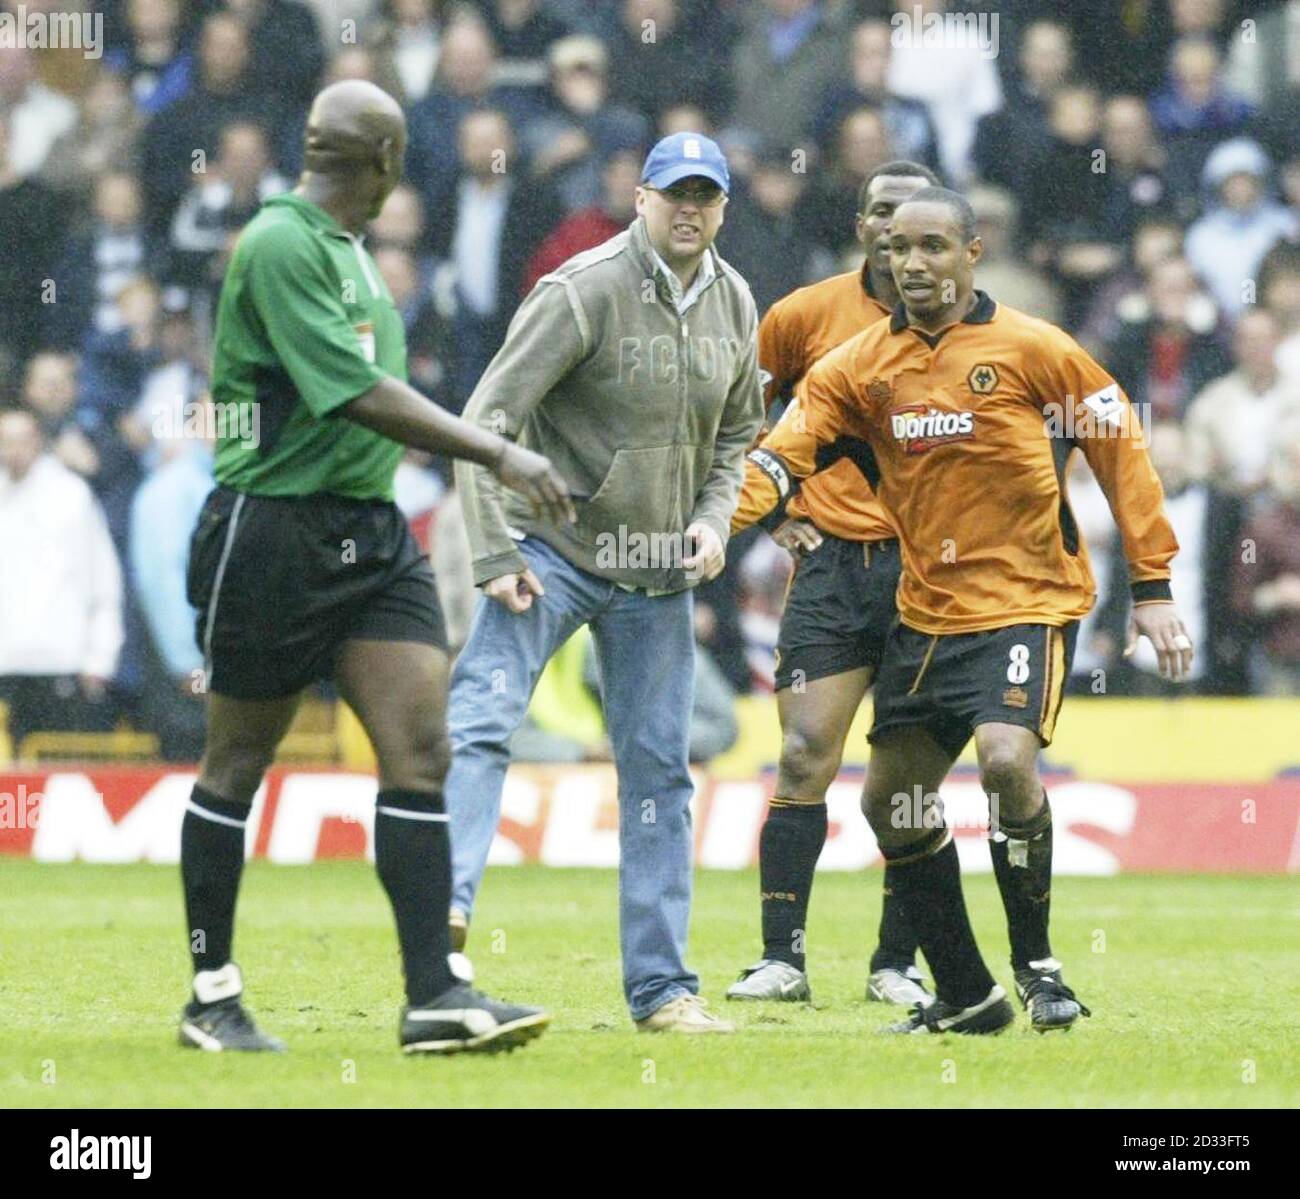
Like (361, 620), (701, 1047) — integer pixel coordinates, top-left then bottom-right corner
(445, 536), (700, 1020)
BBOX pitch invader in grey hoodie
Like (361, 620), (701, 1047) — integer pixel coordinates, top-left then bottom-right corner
(457, 198), (764, 592)
(447, 133), (764, 1032)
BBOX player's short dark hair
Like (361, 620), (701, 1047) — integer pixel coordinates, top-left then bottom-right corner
(856, 160), (942, 213)
(896, 186), (978, 242)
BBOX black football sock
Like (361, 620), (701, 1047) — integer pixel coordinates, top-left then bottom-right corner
(374, 788), (455, 1005)
(883, 829), (996, 1008)
(869, 864), (921, 974)
(989, 792), (1054, 971)
(759, 799), (828, 970)
(182, 784), (250, 976)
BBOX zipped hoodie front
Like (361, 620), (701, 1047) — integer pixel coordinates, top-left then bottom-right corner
(456, 217), (764, 592)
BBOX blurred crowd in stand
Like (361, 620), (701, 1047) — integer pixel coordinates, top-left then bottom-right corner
(1, 0), (1298, 763)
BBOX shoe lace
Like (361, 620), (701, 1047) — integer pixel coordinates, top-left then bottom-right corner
(675, 994), (721, 1020)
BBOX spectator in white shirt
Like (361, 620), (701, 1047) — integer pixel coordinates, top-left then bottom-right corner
(0, 408), (124, 754)
(0, 44), (77, 177)
(885, 0), (1002, 183)
(368, 0), (444, 105)
(1185, 139), (1297, 322)
(1185, 309), (1300, 496)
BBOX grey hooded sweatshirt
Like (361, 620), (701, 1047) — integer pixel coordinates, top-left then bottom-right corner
(456, 217), (765, 593)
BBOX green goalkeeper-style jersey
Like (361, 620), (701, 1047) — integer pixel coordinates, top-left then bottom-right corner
(210, 192), (407, 500)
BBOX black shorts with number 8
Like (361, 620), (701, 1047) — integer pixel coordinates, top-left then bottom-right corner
(868, 620), (1080, 759)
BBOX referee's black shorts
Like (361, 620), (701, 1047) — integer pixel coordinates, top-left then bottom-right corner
(187, 485), (447, 700)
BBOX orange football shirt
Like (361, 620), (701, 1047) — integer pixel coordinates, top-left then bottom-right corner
(796, 292), (1178, 633)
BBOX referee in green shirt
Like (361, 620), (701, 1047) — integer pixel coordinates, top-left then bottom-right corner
(178, 80), (573, 1055)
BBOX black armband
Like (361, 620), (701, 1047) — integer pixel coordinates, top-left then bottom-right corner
(747, 447), (799, 533)
(1130, 579), (1173, 604)
(748, 446), (795, 500)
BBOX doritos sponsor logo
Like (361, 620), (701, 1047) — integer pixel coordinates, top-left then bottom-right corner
(889, 404), (975, 454)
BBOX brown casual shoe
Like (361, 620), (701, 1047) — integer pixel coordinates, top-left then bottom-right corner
(635, 994), (735, 1034)
(449, 907), (469, 952)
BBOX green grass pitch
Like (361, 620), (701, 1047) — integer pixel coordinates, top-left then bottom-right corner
(1, 860), (1295, 1108)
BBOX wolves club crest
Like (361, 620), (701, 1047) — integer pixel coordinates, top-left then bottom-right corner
(967, 363), (999, 394)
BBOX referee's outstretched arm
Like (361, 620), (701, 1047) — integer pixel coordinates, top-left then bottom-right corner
(343, 378), (576, 528)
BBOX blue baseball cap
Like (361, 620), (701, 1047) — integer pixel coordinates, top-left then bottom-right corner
(641, 131), (730, 195)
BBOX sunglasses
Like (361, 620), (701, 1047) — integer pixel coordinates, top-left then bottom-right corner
(646, 183), (726, 207)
